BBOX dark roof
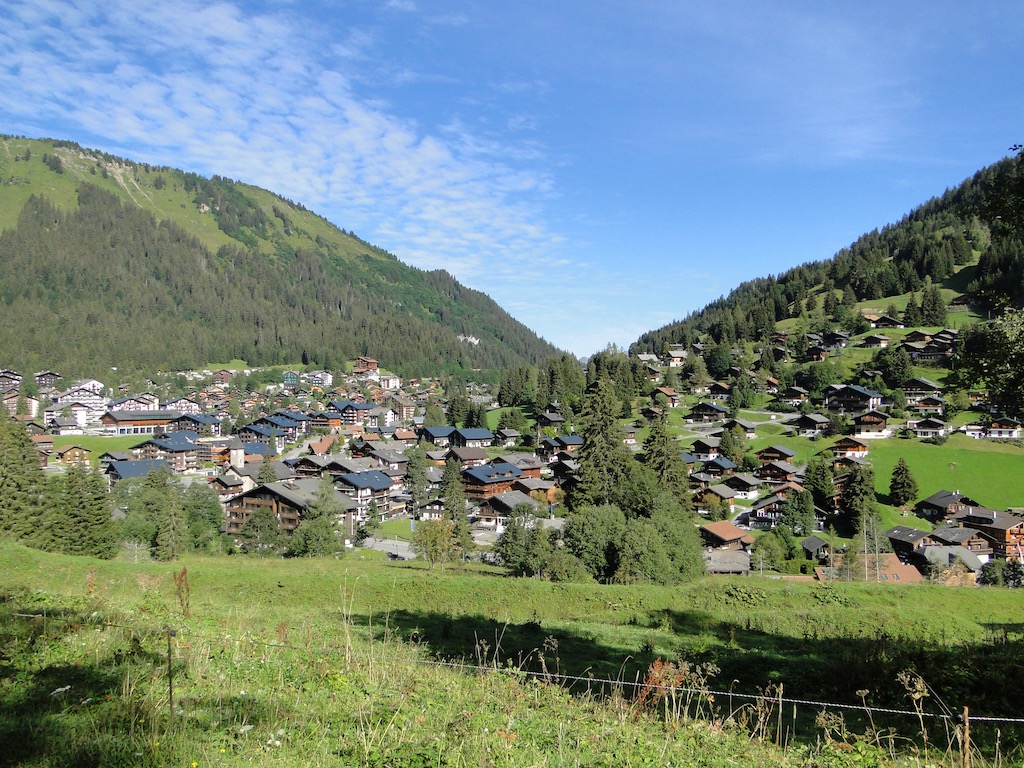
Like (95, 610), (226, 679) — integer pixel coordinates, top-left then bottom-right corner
(106, 459), (171, 479)
(463, 463), (523, 484)
(455, 427), (495, 441)
(886, 525), (930, 545)
(336, 470), (392, 491)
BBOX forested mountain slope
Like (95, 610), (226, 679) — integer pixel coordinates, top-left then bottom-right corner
(0, 136), (563, 378)
(633, 152), (1024, 352)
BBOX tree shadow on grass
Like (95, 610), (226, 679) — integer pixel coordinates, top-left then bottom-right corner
(0, 593), (277, 768)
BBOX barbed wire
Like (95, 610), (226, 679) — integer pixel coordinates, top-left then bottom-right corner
(11, 610), (1024, 727)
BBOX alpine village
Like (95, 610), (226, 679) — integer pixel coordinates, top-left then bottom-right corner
(5, 136), (1024, 768)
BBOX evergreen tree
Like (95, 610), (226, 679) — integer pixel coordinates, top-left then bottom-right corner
(445, 389), (469, 426)
(0, 415), (45, 545)
(888, 458), (919, 507)
(496, 407), (528, 434)
(441, 458), (472, 559)
(839, 465), (878, 533)
(154, 482), (190, 561)
(562, 504), (627, 582)
(641, 415), (691, 508)
(52, 464), (115, 558)
(804, 457), (836, 511)
(779, 490), (816, 536)
(182, 482), (224, 551)
(256, 457), (279, 485)
(569, 378), (633, 510)
(238, 507), (284, 556)
(404, 444), (430, 514)
(422, 402), (446, 427)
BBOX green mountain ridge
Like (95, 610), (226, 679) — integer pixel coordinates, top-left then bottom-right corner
(632, 152), (1024, 352)
(0, 135), (564, 380)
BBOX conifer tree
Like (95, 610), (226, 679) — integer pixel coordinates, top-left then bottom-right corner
(404, 444), (430, 514)
(0, 415), (45, 545)
(441, 458), (472, 558)
(888, 458), (919, 508)
(569, 378), (632, 510)
(54, 465), (115, 558)
(257, 456), (279, 485)
(154, 483), (190, 561)
(641, 415), (691, 508)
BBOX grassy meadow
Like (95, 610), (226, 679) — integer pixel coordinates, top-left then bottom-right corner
(3, 542), (1024, 766)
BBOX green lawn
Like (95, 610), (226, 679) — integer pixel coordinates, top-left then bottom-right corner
(52, 435), (142, 466)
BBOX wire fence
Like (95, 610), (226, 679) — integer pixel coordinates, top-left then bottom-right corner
(13, 609), (1024, 731)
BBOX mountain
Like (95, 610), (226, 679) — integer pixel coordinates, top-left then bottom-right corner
(0, 136), (564, 380)
(631, 152), (1024, 353)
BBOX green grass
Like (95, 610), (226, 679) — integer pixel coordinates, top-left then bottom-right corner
(52, 435), (143, 466)
(2, 542), (1024, 766)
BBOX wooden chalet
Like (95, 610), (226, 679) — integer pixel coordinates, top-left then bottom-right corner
(462, 462), (523, 501)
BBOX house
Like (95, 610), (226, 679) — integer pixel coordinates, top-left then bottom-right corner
(653, 387), (681, 407)
(34, 370), (62, 389)
(163, 396), (202, 415)
(334, 471), (393, 519)
(418, 425), (456, 447)
(755, 460), (798, 484)
(916, 489), (980, 522)
(886, 526), (931, 561)
(777, 386), (810, 407)
(824, 385), (882, 413)
(987, 417), (1022, 440)
(494, 428), (520, 447)
(452, 427), (495, 449)
(755, 445), (796, 465)
(131, 432), (200, 474)
(859, 334), (890, 349)
(722, 473), (761, 500)
(700, 456), (737, 478)
(690, 436), (720, 461)
(801, 535), (830, 561)
(909, 417), (947, 439)
(953, 508), (1024, 560)
(462, 462), (523, 501)
(910, 396), (946, 417)
(793, 413), (830, 438)
(704, 549), (750, 575)
(870, 314), (904, 329)
(446, 445), (489, 468)
(224, 477), (357, 537)
(722, 418), (757, 439)
(687, 401), (729, 423)
(708, 381), (732, 400)
(56, 444), (91, 466)
(1, 391), (38, 418)
(699, 520), (755, 551)
(815, 553), (924, 583)
(105, 458), (172, 485)
(832, 437), (869, 459)
(852, 410), (891, 439)
(926, 523), (993, 561)
(902, 378), (943, 405)
(477, 490), (540, 530)
(236, 424), (287, 455)
(172, 413), (222, 436)
(536, 410), (566, 429)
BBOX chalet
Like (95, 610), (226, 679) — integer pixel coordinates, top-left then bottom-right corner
(101, 410), (180, 436)
(807, 345), (830, 362)
(823, 330), (851, 349)
(748, 494), (787, 530)
(832, 437), (869, 459)
(34, 370), (62, 389)
(700, 456), (737, 478)
(335, 471), (393, 519)
(224, 477), (357, 537)
(778, 386), (810, 406)
(49, 413), (84, 434)
(494, 428), (520, 447)
(722, 418), (757, 439)
(755, 460), (798, 484)
(622, 424), (638, 445)
(852, 410), (891, 439)
(708, 381), (731, 400)
(705, 549), (751, 575)
(331, 401), (375, 426)
(687, 401), (729, 423)
(1, 391), (38, 418)
(801, 535), (830, 561)
(131, 432), (200, 474)
(105, 458), (172, 485)
(281, 370), (301, 389)
(494, 453), (545, 479)
(690, 436), (720, 462)
(954, 508), (1024, 560)
(536, 411), (566, 429)
(696, 484), (736, 515)
(927, 523), (993, 561)
(640, 406), (666, 422)
(418, 425), (456, 447)
(172, 413), (222, 436)
(555, 434), (584, 453)
(386, 395), (416, 422)
(654, 387), (681, 407)
(369, 448), (409, 473)
(824, 385), (882, 413)
(988, 417), (1022, 440)
(902, 377), (943, 405)
(793, 412), (830, 438)
(446, 445), (489, 468)
(212, 369), (235, 385)
(699, 520), (755, 551)
(886, 526), (931, 561)
(755, 445), (796, 465)
(235, 424), (286, 455)
(452, 427), (495, 449)
(56, 444), (91, 466)
(870, 314), (903, 329)
(253, 415), (301, 443)
(910, 417), (947, 439)
(462, 462), (523, 501)
(163, 396), (202, 415)
(477, 490), (540, 530)
(722, 473), (761, 500)
(667, 346), (687, 367)
(916, 489), (980, 522)
(908, 396), (945, 417)
(815, 553), (924, 584)
(0, 370), (21, 388)
(858, 334), (890, 349)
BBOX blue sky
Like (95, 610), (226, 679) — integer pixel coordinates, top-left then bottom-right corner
(2, 1), (1023, 356)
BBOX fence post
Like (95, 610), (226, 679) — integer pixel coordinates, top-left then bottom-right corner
(166, 628), (176, 731)
(962, 706), (970, 768)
